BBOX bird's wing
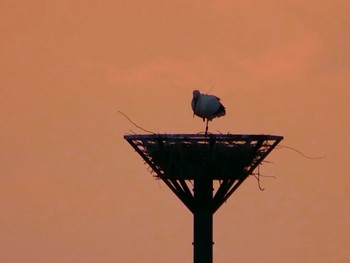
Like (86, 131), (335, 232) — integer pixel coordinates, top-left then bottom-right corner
(204, 94), (221, 105)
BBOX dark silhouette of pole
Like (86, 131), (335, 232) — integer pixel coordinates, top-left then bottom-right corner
(193, 169), (213, 263)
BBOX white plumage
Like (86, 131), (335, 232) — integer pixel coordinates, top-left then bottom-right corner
(191, 90), (226, 134)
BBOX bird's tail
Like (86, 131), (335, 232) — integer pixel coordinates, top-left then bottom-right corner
(215, 104), (226, 117)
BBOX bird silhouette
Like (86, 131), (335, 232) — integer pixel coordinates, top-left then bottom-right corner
(191, 90), (226, 134)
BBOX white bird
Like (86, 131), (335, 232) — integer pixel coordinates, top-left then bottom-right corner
(191, 90), (226, 134)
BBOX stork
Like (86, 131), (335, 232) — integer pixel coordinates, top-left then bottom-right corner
(191, 90), (226, 134)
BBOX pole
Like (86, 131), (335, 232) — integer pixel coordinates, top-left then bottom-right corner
(193, 171), (213, 263)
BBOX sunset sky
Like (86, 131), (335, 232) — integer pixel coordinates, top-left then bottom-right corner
(1, 1), (349, 262)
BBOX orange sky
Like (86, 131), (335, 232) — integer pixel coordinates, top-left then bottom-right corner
(1, 1), (349, 262)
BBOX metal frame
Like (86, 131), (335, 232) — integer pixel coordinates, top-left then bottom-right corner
(124, 133), (283, 263)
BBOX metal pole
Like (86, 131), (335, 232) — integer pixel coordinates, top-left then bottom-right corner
(193, 171), (213, 263)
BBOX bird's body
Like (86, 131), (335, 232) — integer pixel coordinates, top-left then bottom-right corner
(191, 90), (226, 134)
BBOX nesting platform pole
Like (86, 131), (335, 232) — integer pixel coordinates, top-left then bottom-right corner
(124, 134), (283, 263)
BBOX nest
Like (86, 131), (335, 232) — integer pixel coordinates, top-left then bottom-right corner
(125, 134), (283, 181)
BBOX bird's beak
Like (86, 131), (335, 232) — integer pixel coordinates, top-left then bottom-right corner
(192, 98), (198, 118)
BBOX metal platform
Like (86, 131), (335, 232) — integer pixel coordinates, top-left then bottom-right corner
(124, 133), (283, 263)
(124, 133), (282, 213)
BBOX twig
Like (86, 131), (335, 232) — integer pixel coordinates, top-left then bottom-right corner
(252, 165), (276, 191)
(278, 145), (326, 159)
(118, 111), (155, 134)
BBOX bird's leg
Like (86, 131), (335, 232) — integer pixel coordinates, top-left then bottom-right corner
(205, 119), (209, 135)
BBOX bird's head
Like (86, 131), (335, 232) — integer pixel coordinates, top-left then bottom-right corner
(192, 90), (200, 98)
